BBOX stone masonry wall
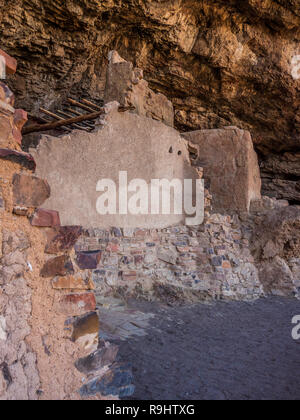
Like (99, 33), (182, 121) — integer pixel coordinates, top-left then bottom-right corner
(75, 214), (264, 304)
(0, 52), (133, 400)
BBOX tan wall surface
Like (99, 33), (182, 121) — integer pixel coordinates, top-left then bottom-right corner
(183, 127), (262, 214)
(31, 104), (199, 228)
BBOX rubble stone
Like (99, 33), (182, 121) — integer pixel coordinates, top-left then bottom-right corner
(70, 311), (99, 351)
(12, 174), (50, 208)
(75, 343), (119, 375)
(52, 274), (94, 290)
(183, 128), (262, 213)
(79, 221), (264, 302)
(76, 250), (102, 270)
(79, 363), (134, 398)
(258, 257), (297, 297)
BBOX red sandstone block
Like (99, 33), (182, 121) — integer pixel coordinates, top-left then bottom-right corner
(0, 114), (14, 146)
(0, 82), (15, 106)
(122, 271), (137, 282)
(76, 250), (102, 270)
(40, 255), (74, 278)
(0, 49), (17, 75)
(12, 109), (27, 145)
(0, 148), (36, 171)
(31, 208), (61, 227)
(222, 261), (232, 269)
(61, 293), (96, 316)
(70, 311), (99, 343)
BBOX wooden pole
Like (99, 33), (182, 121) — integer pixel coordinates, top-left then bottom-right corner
(80, 98), (103, 111)
(23, 110), (104, 135)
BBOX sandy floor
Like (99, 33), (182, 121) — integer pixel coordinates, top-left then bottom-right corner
(105, 297), (300, 400)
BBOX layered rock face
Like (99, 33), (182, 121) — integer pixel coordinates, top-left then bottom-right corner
(0, 0), (299, 201)
(251, 204), (300, 296)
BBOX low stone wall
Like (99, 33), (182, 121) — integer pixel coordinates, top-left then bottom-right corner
(74, 214), (264, 303)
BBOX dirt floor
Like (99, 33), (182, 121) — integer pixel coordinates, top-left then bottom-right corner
(102, 297), (300, 401)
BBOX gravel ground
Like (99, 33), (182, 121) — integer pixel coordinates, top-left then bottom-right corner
(116, 297), (300, 400)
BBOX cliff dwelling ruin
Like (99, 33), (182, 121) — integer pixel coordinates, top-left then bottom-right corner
(0, 0), (299, 401)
